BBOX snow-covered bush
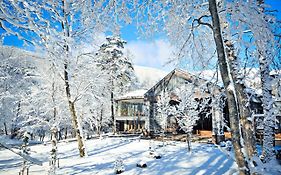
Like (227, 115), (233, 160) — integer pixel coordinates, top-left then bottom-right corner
(114, 157), (125, 174)
(136, 160), (147, 168)
(225, 140), (232, 151)
(219, 141), (226, 147)
(219, 140), (232, 152)
(149, 150), (161, 159)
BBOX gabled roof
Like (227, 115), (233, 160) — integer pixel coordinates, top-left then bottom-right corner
(144, 68), (209, 96)
(144, 68), (223, 102)
(117, 68), (222, 101)
(144, 68), (179, 97)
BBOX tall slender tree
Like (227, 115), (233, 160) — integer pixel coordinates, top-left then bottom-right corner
(207, 1), (250, 173)
(256, 0), (277, 163)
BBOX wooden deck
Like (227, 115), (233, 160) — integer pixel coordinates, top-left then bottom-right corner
(152, 130), (281, 146)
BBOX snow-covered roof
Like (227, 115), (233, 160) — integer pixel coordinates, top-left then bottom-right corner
(116, 89), (148, 100)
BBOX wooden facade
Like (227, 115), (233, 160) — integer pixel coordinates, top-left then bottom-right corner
(144, 69), (224, 137)
(115, 69), (225, 141)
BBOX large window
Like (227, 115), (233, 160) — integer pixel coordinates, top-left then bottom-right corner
(120, 102), (145, 116)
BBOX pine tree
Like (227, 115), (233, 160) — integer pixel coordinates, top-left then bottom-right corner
(96, 36), (134, 133)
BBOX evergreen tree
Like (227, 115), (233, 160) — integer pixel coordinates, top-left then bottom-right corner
(96, 36), (135, 133)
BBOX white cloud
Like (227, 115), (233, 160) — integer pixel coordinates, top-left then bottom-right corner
(126, 39), (175, 71)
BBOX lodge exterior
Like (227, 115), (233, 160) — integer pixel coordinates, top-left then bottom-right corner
(115, 69), (225, 142)
(115, 68), (281, 143)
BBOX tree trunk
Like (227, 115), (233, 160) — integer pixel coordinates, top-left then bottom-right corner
(62, 0), (86, 157)
(64, 64), (86, 157)
(111, 91), (116, 133)
(260, 55), (276, 163)
(211, 96), (224, 144)
(98, 106), (103, 136)
(224, 39), (256, 159)
(11, 101), (21, 138)
(208, 0), (249, 174)
(256, 0), (276, 164)
(4, 122), (8, 135)
(64, 126), (68, 140)
(16, 101), (21, 118)
(52, 81), (57, 122)
(187, 133), (191, 152)
(49, 126), (58, 174)
(69, 100), (86, 157)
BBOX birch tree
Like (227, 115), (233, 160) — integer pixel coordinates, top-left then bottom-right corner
(256, 0), (277, 164)
(224, 0), (280, 166)
(207, 2), (250, 173)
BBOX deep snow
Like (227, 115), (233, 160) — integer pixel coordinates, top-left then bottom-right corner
(0, 137), (237, 175)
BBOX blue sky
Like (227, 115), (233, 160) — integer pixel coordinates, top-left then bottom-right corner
(123, 0), (281, 71)
(1, 1), (281, 71)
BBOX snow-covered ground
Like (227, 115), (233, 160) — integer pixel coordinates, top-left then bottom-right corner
(0, 137), (237, 175)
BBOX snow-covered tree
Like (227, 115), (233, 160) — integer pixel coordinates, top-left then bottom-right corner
(0, 0), (134, 157)
(256, 1), (277, 164)
(156, 91), (171, 133)
(221, 0), (280, 166)
(132, 0), (280, 173)
(156, 91), (172, 144)
(113, 157), (125, 174)
(0, 46), (38, 138)
(75, 60), (112, 137)
(21, 64), (64, 138)
(207, 1), (252, 173)
(95, 36), (135, 133)
(172, 85), (201, 151)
